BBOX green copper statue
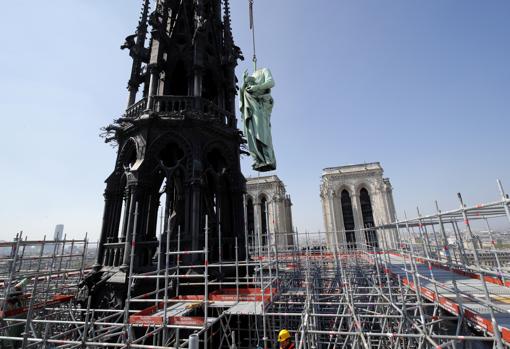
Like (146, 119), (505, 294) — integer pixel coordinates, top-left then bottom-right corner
(240, 68), (277, 172)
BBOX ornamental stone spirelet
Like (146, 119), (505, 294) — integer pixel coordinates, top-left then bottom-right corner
(240, 68), (277, 172)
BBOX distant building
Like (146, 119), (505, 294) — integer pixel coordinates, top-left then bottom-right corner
(449, 249), (510, 269)
(245, 175), (294, 252)
(320, 163), (397, 249)
(53, 224), (64, 241)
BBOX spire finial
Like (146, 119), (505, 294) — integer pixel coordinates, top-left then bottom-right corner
(124, 0), (151, 107)
(138, 0), (151, 35)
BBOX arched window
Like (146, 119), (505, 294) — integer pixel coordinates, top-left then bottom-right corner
(157, 179), (168, 237)
(260, 196), (268, 249)
(202, 69), (218, 103)
(116, 141), (137, 242)
(153, 142), (186, 265)
(218, 175), (234, 260)
(117, 175), (129, 242)
(360, 188), (378, 248)
(340, 190), (356, 249)
(246, 197), (255, 251)
(166, 61), (188, 96)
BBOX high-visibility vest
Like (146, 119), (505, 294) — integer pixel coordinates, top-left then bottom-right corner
(281, 344), (295, 349)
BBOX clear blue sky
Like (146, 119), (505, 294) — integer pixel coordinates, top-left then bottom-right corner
(0, 1), (509, 241)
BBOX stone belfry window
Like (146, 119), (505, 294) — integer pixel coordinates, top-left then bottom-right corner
(321, 163), (396, 251)
(246, 197), (255, 247)
(260, 196), (268, 247)
(341, 190), (356, 249)
(360, 188), (378, 248)
(245, 176), (295, 252)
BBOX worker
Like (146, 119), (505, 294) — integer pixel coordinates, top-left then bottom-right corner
(1, 278), (28, 318)
(0, 278), (28, 349)
(277, 329), (295, 349)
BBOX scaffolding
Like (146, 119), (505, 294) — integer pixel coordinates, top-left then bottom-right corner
(0, 234), (89, 348)
(1, 180), (510, 348)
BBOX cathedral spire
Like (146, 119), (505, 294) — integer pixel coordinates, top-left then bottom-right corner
(123, 0), (151, 107)
(223, 0), (233, 45)
(223, 0), (244, 67)
(97, 0), (247, 278)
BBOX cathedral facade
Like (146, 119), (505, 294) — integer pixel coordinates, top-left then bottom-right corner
(245, 175), (294, 253)
(320, 163), (397, 250)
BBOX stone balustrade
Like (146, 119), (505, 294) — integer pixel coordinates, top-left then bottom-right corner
(123, 96), (234, 127)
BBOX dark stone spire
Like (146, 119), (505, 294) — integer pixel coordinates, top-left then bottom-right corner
(95, 0), (247, 281)
(223, 0), (233, 47)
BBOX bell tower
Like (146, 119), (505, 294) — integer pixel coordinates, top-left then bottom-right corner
(96, 0), (246, 276)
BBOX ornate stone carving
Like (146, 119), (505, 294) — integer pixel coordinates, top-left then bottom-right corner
(93, 1), (247, 302)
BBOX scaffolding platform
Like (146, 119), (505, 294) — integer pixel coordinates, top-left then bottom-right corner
(384, 252), (510, 342)
(129, 288), (275, 327)
(1, 181), (510, 348)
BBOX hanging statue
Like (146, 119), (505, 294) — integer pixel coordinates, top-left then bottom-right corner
(240, 68), (277, 172)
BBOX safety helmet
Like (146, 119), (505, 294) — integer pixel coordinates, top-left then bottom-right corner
(278, 329), (291, 342)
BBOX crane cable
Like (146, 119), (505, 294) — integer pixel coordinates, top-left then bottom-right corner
(248, 0), (257, 70)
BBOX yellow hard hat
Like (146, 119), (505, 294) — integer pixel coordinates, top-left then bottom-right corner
(278, 329), (291, 342)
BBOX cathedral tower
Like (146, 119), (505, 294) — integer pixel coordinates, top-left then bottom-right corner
(96, 0), (246, 276)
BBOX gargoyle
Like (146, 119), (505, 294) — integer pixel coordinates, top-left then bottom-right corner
(121, 34), (137, 51)
(121, 33), (149, 62)
(233, 44), (244, 61)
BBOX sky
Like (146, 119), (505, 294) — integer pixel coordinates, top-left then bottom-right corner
(0, 1), (509, 241)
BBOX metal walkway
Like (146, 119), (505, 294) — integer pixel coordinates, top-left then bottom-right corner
(383, 253), (510, 343)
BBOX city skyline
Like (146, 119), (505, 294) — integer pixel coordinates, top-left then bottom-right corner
(0, 0), (509, 240)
